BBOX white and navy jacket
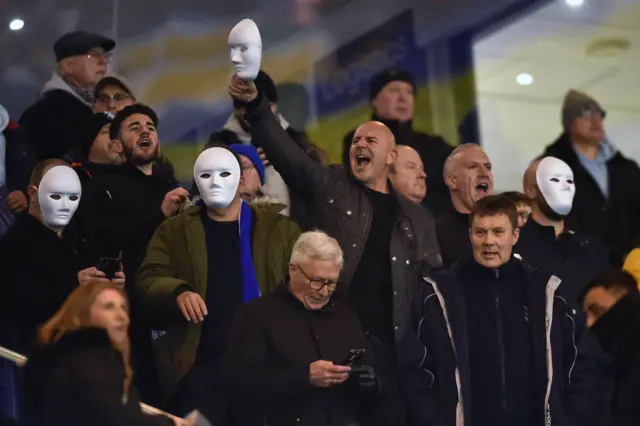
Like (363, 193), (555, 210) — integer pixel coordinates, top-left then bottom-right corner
(398, 256), (595, 426)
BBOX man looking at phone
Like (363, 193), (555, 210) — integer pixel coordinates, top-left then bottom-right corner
(222, 231), (382, 426)
(0, 159), (125, 352)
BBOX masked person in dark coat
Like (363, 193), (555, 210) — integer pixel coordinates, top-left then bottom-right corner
(0, 160), (124, 353)
(223, 231), (383, 426)
(400, 195), (594, 426)
(579, 270), (640, 426)
(515, 157), (612, 426)
(229, 75), (442, 425)
(342, 69), (453, 213)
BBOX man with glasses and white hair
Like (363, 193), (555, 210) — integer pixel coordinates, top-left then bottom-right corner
(20, 31), (116, 160)
(223, 230), (385, 426)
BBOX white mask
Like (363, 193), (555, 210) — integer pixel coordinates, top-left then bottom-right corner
(194, 147), (241, 209)
(228, 19), (262, 81)
(536, 157), (575, 216)
(37, 165), (82, 229)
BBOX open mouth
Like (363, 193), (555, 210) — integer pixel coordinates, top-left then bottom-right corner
(355, 154), (371, 167)
(137, 137), (152, 148)
(475, 183), (489, 194)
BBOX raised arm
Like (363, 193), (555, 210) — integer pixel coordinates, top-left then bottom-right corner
(229, 77), (334, 199)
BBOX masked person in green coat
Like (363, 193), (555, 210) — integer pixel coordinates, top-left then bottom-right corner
(136, 144), (301, 425)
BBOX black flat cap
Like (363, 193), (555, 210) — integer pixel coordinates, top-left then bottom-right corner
(54, 31), (116, 62)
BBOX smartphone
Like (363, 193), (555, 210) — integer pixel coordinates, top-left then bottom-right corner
(96, 257), (120, 280)
(341, 348), (366, 366)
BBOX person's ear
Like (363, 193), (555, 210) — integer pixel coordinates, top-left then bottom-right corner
(446, 173), (457, 190)
(27, 185), (38, 206)
(524, 183), (536, 200)
(512, 227), (520, 245)
(111, 140), (123, 154)
(387, 148), (397, 166)
(288, 263), (296, 278)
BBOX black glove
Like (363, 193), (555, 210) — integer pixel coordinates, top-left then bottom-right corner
(350, 365), (381, 398)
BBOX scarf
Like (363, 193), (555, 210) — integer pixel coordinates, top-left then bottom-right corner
(41, 72), (94, 106)
(239, 201), (261, 302)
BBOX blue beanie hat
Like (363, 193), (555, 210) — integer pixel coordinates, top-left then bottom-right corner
(230, 144), (265, 185)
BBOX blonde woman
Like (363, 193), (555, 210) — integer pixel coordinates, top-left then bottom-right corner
(22, 282), (194, 426)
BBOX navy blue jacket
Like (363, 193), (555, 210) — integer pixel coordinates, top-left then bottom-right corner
(399, 256), (594, 426)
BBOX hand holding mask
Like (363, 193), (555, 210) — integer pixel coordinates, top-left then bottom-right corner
(228, 18), (262, 82)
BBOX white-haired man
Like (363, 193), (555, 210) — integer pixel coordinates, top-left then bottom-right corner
(223, 230), (386, 426)
(436, 143), (494, 267)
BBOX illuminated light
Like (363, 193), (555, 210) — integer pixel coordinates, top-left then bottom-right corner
(9, 19), (24, 31)
(516, 73), (534, 86)
(566, 0), (584, 7)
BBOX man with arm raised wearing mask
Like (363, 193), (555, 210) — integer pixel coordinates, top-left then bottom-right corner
(136, 145), (300, 424)
(0, 160), (125, 352)
(229, 75), (441, 426)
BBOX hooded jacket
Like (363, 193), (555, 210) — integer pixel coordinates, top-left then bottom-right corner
(19, 72), (94, 160)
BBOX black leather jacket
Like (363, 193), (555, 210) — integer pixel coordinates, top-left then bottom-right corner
(244, 92), (442, 342)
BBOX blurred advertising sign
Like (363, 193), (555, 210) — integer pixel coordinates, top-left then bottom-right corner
(313, 9), (427, 117)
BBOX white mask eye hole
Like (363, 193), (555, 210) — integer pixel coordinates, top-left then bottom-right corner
(200, 173), (211, 179)
(240, 46), (248, 53)
(69, 195), (79, 202)
(567, 179), (574, 185)
(220, 172), (231, 178)
(50, 194), (61, 200)
(550, 177), (560, 183)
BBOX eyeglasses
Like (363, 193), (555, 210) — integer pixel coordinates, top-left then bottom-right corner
(87, 49), (112, 62)
(96, 93), (131, 104)
(295, 264), (338, 292)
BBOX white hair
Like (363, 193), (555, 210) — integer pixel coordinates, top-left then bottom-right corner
(443, 143), (485, 181)
(289, 230), (344, 269)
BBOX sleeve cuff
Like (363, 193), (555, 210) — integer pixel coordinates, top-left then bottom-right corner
(173, 283), (194, 298)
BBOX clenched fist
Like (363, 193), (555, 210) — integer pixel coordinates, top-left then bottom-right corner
(228, 75), (259, 104)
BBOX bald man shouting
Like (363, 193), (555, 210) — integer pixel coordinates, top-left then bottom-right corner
(229, 76), (441, 426)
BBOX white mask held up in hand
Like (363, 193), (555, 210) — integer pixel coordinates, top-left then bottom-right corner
(228, 19), (262, 81)
(37, 165), (82, 230)
(536, 157), (575, 216)
(194, 147), (241, 209)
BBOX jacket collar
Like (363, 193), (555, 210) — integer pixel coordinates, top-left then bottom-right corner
(41, 72), (93, 107)
(456, 255), (523, 282)
(275, 279), (336, 314)
(370, 113), (413, 135)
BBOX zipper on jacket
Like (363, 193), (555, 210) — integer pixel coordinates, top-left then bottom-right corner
(494, 269), (508, 416)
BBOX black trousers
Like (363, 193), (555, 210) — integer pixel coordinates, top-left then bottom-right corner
(360, 333), (407, 426)
(167, 362), (228, 426)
